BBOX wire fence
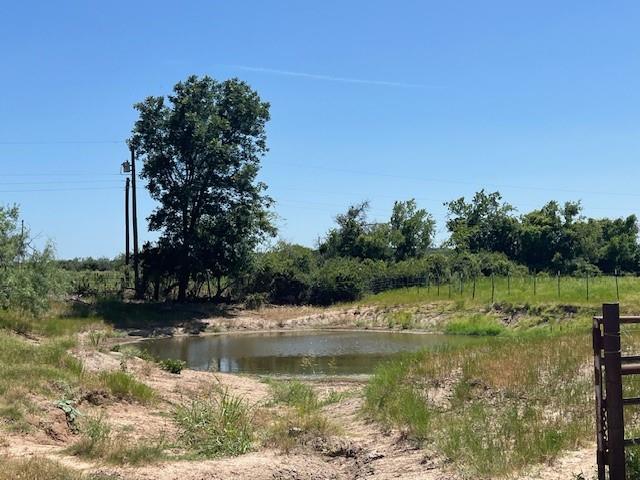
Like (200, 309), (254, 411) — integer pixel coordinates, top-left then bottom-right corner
(367, 273), (634, 304)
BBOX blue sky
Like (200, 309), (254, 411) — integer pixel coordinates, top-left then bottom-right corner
(1, 1), (640, 258)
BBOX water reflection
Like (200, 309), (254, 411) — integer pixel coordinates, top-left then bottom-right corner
(140, 330), (475, 375)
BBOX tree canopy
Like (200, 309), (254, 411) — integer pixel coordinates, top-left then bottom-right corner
(319, 199), (435, 262)
(130, 75), (275, 301)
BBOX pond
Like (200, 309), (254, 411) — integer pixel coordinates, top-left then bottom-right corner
(139, 330), (477, 376)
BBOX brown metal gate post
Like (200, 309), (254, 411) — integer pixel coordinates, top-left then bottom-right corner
(593, 315), (606, 480)
(603, 303), (625, 480)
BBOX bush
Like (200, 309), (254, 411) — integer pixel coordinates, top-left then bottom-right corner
(244, 292), (268, 310)
(309, 257), (367, 305)
(159, 358), (186, 374)
(248, 242), (316, 304)
(0, 206), (61, 315)
(174, 390), (253, 458)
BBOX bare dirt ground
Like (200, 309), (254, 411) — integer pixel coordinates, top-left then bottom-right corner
(0, 305), (596, 479)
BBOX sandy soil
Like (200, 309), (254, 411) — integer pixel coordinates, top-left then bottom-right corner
(0, 305), (597, 480)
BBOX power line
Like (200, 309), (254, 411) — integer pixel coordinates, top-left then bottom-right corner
(0, 173), (120, 177)
(0, 140), (124, 145)
(0, 186), (122, 193)
(0, 180), (122, 185)
(269, 161), (640, 198)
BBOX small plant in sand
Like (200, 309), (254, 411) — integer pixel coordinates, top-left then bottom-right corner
(159, 358), (187, 374)
(55, 399), (81, 433)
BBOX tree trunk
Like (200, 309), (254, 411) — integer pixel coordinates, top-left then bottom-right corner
(153, 276), (160, 301)
(177, 269), (189, 302)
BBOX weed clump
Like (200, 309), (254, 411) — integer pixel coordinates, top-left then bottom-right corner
(174, 389), (253, 458)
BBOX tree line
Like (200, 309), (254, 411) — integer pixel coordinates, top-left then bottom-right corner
(30, 74), (640, 307)
(123, 75), (640, 304)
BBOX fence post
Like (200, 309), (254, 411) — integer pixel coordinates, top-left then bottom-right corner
(472, 276), (476, 300)
(507, 273), (511, 295)
(587, 273), (590, 301)
(491, 274), (495, 303)
(593, 316), (606, 480)
(533, 272), (537, 296)
(603, 303), (625, 480)
(557, 271), (561, 299)
(616, 270), (620, 301)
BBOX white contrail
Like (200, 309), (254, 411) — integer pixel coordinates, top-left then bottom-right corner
(219, 64), (431, 88)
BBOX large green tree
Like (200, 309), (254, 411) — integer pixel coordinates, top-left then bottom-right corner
(389, 199), (435, 261)
(445, 190), (519, 257)
(130, 75), (275, 301)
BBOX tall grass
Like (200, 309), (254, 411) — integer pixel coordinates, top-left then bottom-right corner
(174, 389), (254, 458)
(364, 333), (602, 477)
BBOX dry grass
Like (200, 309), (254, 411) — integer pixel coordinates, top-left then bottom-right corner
(364, 331), (605, 477)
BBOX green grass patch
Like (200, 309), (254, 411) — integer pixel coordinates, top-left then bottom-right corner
(268, 380), (319, 413)
(386, 310), (414, 330)
(97, 371), (155, 404)
(360, 275), (640, 312)
(444, 314), (506, 336)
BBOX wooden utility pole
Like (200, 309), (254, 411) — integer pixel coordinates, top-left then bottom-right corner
(125, 177), (130, 268)
(130, 145), (140, 297)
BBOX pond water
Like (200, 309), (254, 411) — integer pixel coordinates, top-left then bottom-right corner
(139, 330), (476, 375)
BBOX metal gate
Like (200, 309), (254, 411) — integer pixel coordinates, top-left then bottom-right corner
(593, 303), (640, 479)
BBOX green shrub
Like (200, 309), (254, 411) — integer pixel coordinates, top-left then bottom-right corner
(309, 257), (367, 305)
(174, 390), (253, 458)
(244, 292), (268, 310)
(159, 358), (186, 375)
